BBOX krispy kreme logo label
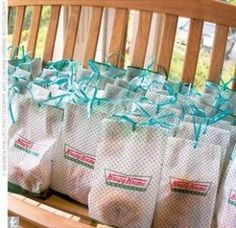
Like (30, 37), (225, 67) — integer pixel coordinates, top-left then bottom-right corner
(170, 177), (211, 196)
(228, 189), (236, 206)
(14, 135), (46, 157)
(105, 169), (152, 192)
(64, 144), (95, 169)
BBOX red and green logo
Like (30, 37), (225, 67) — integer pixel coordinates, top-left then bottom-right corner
(170, 177), (211, 196)
(64, 144), (96, 169)
(105, 169), (152, 192)
(14, 136), (45, 156)
(228, 189), (236, 206)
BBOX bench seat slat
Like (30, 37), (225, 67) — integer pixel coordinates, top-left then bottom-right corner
(8, 194), (93, 228)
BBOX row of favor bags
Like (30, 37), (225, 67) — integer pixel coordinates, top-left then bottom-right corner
(8, 95), (233, 228)
(8, 93), (235, 228)
(8, 54), (236, 227)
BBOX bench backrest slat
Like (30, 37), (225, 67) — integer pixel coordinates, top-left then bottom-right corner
(27, 6), (42, 58)
(208, 24), (229, 84)
(108, 8), (128, 66)
(43, 5), (61, 63)
(182, 19), (204, 84)
(82, 7), (103, 68)
(12, 6), (25, 48)
(132, 11), (153, 68)
(8, 6), (12, 23)
(63, 6), (81, 59)
(8, 0), (236, 27)
(234, 67), (236, 90)
(156, 14), (178, 74)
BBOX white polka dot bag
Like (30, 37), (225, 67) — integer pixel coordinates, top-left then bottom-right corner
(226, 124), (236, 164)
(213, 145), (236, 228)
(8, 95), (64, 197)
(96, 83), (141, 102)
(184, 115), (231, 131)
(88, 118), (168, 228)
(8, 57), (42, 79)
(176, 122), (230, 178)
(181, 115), (236, 171)
(84, 84), (141, 115)
(50, 104), (108, 205)
(152, 137), (221, 228)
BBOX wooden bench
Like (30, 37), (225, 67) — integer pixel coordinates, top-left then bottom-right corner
(8, 0), (236, 227)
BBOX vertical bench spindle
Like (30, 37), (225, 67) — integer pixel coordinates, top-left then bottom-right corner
(83, 7), (103, 68)
(63, 6), (81, 59)
(182, 19), (203, 84)
(208, 24), (229, 84)
(12, 6), (25, 49)
(131, 11), (153, 68)
(108, 9), (128, 67)
(232, 66), (236, 90)
(27, 6), (42, 58)
(43, 5), (61, 63)
(156, 14), (178, 75)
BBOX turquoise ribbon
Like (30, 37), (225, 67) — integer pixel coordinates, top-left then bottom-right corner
(156, 96), (178, 114)
(35, 62), (79, 91)
(140, 113), (178, 129)
(8, 86), (21, 123)
(113, 111), (177, 131)
(139, 57), (156, 83)
(220, 76), (236, 91)
(8, 45), (28, 61)
(192, 114), (205, 149)
(205, 80), (231, 110)
(113, 113), (137, 131)
(130, 102), (153, 118)
(128, 56), (165, 93)
(47, 59), (70, 70)
(105, 53), (127, 79)
(87, 60), (102, 85)
(207, 110), (230, 125)
(87, 87), (98, 118)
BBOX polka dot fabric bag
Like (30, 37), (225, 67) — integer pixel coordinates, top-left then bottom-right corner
(152, 137), (221, 228)
(88, 118), (168, 228)
(176, 122), (230, 177)
(50, 104), (108, 205)
(86, 60), (127, 90)
(8, 95), (64, 197)
(8, 45), (42, 80)
(213, 145), (236, 228)
(87, 84), (141, 115)
(8, 57), (42, 79)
